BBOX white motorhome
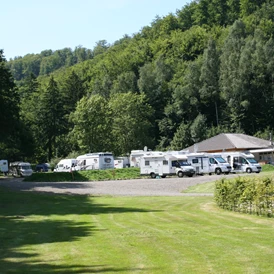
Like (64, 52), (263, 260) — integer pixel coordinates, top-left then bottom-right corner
(187, 153), (231, 175)
(130, 149), (164, 167)
(54, 159), (77, 172)
(114, 157), (130, 169)
(130, 150), (146, 167)
(140, 152), (195, 178)
(0, 160), (8, 175)
(221, 151), (261, 173)
(9, 162), (33, 177)
(76, 152), (114, 170)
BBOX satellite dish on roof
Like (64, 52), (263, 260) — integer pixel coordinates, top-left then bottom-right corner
(144, 146), (147, 152)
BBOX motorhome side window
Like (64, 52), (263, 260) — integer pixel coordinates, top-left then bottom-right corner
(209, 158), (216, 164)
(145, 160), (150, 166)
(163, 160), (168, 165)
(192, 159), (198, 164)
(239, 157), (247, 164)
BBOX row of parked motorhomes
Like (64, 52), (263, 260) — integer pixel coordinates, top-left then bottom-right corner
(131, 150), (262, 178)
(1, 150), (261, 178)
(53, 150), (262, 179)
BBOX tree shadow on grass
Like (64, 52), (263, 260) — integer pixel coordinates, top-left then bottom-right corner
(1, 262), (159, 273)
(0, 187), (161, 273)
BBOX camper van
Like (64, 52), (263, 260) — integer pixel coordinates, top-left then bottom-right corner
(76, 152), (114, 170)
(140, 152), (195, 178)
(187, 153), (231, 175)
(0, 160), (8, 175)
(9, 162), (33, 177)
(54, 159), (77, 172)
(221, 151), (261, 173)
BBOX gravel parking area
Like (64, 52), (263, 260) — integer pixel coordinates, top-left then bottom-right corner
(0, 173), (247, 196)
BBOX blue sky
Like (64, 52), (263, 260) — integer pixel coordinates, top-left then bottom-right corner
(2, 0), (189, 60)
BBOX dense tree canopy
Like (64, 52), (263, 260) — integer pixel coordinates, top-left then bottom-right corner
(2, 0), (274, 163)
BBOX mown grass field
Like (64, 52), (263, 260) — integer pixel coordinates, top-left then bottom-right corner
(1, 178), (274, 274)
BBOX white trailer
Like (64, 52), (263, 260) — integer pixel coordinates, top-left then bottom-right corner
(187, 153), (231, 175)
(9, 162), (33, 177)
(140, 152), (195, 178)
(0, 160), (8, 175)
(76, 152), (114, 170)
(54, 159), (77, 172)
(221, 151), (261, 173)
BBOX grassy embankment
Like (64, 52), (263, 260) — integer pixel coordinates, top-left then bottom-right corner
(23, 167), (142, 182)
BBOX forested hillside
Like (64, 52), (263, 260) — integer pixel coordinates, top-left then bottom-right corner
(1, 0), (274, 163)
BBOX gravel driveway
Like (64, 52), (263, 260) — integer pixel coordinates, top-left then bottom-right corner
(0, 173), (247, 196)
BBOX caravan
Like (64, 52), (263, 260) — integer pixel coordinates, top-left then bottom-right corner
(140, 152), (195, 178)
(76, 152), (114, 170)
(187, 153), (231, 175)
(221, 151), (261, 173)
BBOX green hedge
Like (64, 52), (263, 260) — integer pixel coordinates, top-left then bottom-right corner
(215, 177), (274, 217)
(24, 168), (141, 182)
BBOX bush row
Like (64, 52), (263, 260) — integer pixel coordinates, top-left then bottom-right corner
(215, 176), (274, 217)
(24, 168), (142, 182)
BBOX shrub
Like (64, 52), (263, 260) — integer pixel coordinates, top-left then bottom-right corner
(215, 176), (274, 217)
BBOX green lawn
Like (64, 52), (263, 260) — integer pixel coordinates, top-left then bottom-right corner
(1, 185), (274, 274)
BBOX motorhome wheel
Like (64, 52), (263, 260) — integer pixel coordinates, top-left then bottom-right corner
(150, 173), (156, 179)
(246, 168), (252, 173)
(177, 171), (184, 177)
(215, 168), (221, 175)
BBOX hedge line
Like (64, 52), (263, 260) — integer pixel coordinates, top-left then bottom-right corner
(215, 177), (274, 217)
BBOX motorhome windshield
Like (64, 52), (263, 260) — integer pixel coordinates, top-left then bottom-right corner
(246, 158), (258, 164)
(215, 157), (227, 163)
(21, 165), (31, 170)
(177, 160), (191, 166)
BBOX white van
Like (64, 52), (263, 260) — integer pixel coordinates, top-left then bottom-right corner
(54, 159), (77, 172)
(9, 162), (33, 177)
